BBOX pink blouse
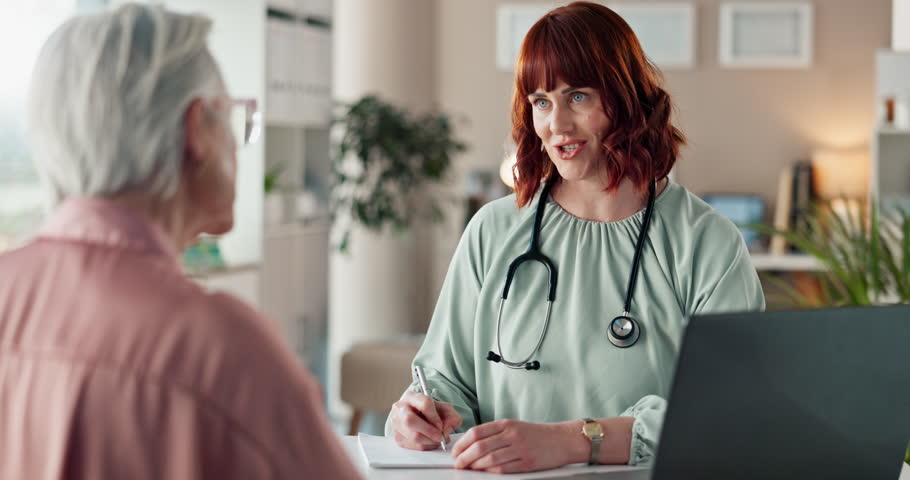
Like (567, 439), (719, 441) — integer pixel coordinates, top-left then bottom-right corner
(0, 197), (361, 480)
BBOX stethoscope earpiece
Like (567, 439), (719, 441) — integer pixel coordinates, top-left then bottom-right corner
(487, 350), (542, 370)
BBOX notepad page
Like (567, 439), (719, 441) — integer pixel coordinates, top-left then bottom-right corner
(358, 433), (464, 469)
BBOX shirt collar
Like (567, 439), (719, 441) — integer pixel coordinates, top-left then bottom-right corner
(37, 196), (179, 261)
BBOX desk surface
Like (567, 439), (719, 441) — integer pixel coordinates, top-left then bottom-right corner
(342, 436), (648, 479)
(341, 437), (910, 479)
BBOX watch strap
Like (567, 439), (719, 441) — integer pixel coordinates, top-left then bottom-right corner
(582, 418), (604, 465)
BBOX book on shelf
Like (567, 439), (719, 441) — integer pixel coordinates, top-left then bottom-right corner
(770, 166), (793, 255)
(769, 161), (816, 256)
(790, 161), (814, 238)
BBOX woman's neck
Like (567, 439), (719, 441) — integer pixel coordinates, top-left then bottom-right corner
(107, 190), (198, 252)
(550, 176), (667, 223)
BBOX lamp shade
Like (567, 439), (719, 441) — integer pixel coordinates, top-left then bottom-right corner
(500, 153), (517, 189)
(811, 149), (869, 200)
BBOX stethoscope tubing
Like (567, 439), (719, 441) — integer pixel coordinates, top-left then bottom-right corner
(621, 179), (657, 314)
(494, 298), (553, 369)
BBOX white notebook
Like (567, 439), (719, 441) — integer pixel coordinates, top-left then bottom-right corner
(357, 433), (464, 469)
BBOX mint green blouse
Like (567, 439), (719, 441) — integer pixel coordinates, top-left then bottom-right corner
(385, 182), (765, 465)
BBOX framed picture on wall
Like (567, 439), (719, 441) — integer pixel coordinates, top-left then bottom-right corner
(496, 4), (552, 71)
(719, 2), (813, 69)
(609, 3), (696, 69)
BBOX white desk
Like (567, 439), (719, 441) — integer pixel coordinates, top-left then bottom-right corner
(750, 253), (823, 271)
(341, 436), (648, 479)
(341, 436), (910, 479)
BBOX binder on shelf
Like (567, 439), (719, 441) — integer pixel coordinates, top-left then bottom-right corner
(769, 165), (794, 255)
(266, 18), (295, 124)
(265, 16), (332, 127)
(789, 161), (814, 246)
(769, 161), (817, 255)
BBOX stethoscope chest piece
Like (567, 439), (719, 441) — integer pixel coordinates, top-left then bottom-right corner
(608, 314), (640, 348)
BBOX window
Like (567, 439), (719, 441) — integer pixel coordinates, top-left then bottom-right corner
(0, 0), (76, 250)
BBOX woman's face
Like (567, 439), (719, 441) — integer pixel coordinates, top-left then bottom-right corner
(528, 80), (610, 183)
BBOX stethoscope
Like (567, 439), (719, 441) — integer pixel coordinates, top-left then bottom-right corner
(486, 176), (658, 370)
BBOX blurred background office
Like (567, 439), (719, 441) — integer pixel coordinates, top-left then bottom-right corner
(2, 0), (908, 436)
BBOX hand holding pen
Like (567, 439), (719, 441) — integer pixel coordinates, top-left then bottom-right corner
(389, 365), (463, 451)
(414, 366), (448, 452)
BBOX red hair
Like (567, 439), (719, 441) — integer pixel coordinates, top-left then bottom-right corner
(509, 1), (685, 207)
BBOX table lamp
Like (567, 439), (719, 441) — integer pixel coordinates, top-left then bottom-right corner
(499, 152), (516, 189)
(811, 148), (870, 232)
(811, 148), (869, 201)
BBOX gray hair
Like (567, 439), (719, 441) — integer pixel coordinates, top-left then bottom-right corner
(27, 2), (224, 204)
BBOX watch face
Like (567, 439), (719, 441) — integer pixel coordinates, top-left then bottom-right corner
(582, 421), (604, 438)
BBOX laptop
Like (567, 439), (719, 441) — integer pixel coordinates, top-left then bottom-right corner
(548, 306), (910, 480)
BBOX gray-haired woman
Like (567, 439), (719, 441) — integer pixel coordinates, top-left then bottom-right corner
(0, 4), (361, 479)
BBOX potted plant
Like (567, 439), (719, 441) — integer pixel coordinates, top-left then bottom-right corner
(330, 95), (467, 252)
(263, 164), (286, 225)
(752, 201), (910, 308)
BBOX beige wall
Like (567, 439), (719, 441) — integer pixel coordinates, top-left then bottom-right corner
(664, 0), (890, 200)
(434, 0), (890, 227)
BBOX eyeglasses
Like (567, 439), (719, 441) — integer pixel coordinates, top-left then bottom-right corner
(230, 98), (262, 149)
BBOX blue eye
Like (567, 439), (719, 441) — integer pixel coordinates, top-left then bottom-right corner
(534, 98), (550, 109)
(571, 92), (587, 103)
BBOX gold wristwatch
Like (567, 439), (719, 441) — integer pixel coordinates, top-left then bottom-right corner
(581, 418), (605, 465)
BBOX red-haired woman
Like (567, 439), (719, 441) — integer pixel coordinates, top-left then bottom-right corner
(386, 1), (764, 473)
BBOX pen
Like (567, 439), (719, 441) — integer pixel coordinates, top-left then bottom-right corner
(413, 365), (447, 452)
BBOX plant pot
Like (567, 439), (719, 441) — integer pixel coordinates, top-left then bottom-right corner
(264, 193), (285, 225)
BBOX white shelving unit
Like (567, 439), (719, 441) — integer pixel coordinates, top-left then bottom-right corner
(876, 126), (910, 135)
(268, 0), (331, 19)
(873, 50), (910, 209)
(750, 253), (823, 272)
(872, 127), (910, 208)
(261, 0), (334, 363)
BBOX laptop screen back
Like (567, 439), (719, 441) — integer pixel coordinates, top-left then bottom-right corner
(653, 306), (910, 480)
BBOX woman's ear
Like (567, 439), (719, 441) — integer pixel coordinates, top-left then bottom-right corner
(182, 98), (209, 168)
